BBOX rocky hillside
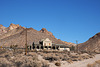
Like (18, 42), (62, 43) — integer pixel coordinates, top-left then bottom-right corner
(79, 32), (100, 52)
(0, 23), (74, 47)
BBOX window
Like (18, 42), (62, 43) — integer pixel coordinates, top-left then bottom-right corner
(49, 43), (51, 46)
(44, 43), (46, 46)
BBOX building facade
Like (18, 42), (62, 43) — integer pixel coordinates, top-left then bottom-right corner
(31, 38), (70, 51)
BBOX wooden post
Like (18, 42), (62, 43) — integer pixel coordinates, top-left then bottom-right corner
(76, 40), (78, 53)
(25, 28), (27, 55)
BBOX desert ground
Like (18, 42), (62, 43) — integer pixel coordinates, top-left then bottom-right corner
(0, 49), (100, 67)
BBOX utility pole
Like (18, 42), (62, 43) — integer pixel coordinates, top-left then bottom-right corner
(25, 28), (27, 55)
(76, 40), (78, 53)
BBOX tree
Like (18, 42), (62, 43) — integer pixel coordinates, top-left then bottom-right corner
(70, 46), (75, 51)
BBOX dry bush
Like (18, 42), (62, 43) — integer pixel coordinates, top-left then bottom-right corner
(78, 56), (84, 61)
(42, 52), (70, 61)
(87, 60), (100, 67)
(41, 61), (49, 67)
(0, 63), (12, 67)
(81, 55), (89, 59)
(87, 63), (96, 67)
(55, 62), (61, 66)
(70, 54), (79, 58)
(95, 60), (100, 64)
(44, 56), (59, 62)
(14, 49), (23, 54)
(21, 61), (42, 67)
(15, 61), (23, 67)
(94, 50), (100, 54)
(71, 58), (79, 61)
(67, 59), (73, 64)
(0, 49), (6, 55)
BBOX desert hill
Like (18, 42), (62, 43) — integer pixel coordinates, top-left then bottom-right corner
(79, 32), (100, 52)
(0, 23), (74, 47)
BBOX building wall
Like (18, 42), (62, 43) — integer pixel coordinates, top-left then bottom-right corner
(43, 38), (52, 46)
(58, 48), (70, 51)
(32, 38), (70, 51)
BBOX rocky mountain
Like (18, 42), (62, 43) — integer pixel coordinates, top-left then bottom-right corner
(0, 23), (73, 47)
(79, 32), (100, 52)
(0, 24), (7, 35)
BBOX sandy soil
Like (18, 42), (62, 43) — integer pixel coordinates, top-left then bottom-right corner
(39, 54), (100, 67)
(62, 54), (100, 67)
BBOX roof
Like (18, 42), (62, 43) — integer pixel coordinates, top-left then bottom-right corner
(41, 38), (51, 42)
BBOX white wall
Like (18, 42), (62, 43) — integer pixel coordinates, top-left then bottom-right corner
(58, 48), (70, 51)
(43, 38), (52, 46)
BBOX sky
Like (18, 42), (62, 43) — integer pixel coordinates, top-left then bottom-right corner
(0, 0), (100, 44)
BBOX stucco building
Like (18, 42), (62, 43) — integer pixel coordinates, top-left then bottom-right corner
(31, 38), (70, 51)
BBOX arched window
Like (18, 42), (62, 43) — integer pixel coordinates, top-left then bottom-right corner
(44, 43), (46, 46)
(49, 43), (51, 46)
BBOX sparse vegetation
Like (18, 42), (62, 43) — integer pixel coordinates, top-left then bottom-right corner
(55, 62), (61, 66)
(10, 45), (18, 52)
(0, 48), (98, 67)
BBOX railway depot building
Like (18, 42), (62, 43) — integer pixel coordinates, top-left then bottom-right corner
(32, 38), (70, 51)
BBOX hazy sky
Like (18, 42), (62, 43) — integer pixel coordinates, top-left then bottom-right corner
(0, 0), (100, 43)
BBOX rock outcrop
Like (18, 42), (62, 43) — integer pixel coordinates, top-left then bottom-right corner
(8, 23), (20, 30)
(0, 24), (7, 35)
(79, 32), (100, 52)
(40, 28), (55, 37)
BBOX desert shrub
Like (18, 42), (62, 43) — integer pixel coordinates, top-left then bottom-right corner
(95, 60), (100, 64)
(41, 61), (49, 67)
(71, 58), (78, 61)
(42, 64), (49, 67)
(5, 54), (11, 60)
(60, 54), (69, 61)
(88, 55), (93, 58)
(67, 59), (73, 63)
(5, 54), (10, 58)
(15, 61), (23, 67)
(0, 63), (11, 67)
(32, 61), (42, 67)
(87, 63), (95, 67)
(32, 55), (38, 61)
(0, 49), (6, 55)
(44, 56), (59, 62)
(21, 61), (42, 67)
(15, 50), (23, 54)
(55, 53), (59, 56)
(78, 57), (84, 61)
(94, 50), (100, 54)
(81, 55), (89, 59)
(55, 62), (61, 66)
(0, 63), (7, 67)
(70, 54), (79, 58)
(21, 64), (32, 67)
(58, 54), (65, 60)
(61, 55), (69, 61)
(80, 50), (88, 54)
(10, 45), (18, 52)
